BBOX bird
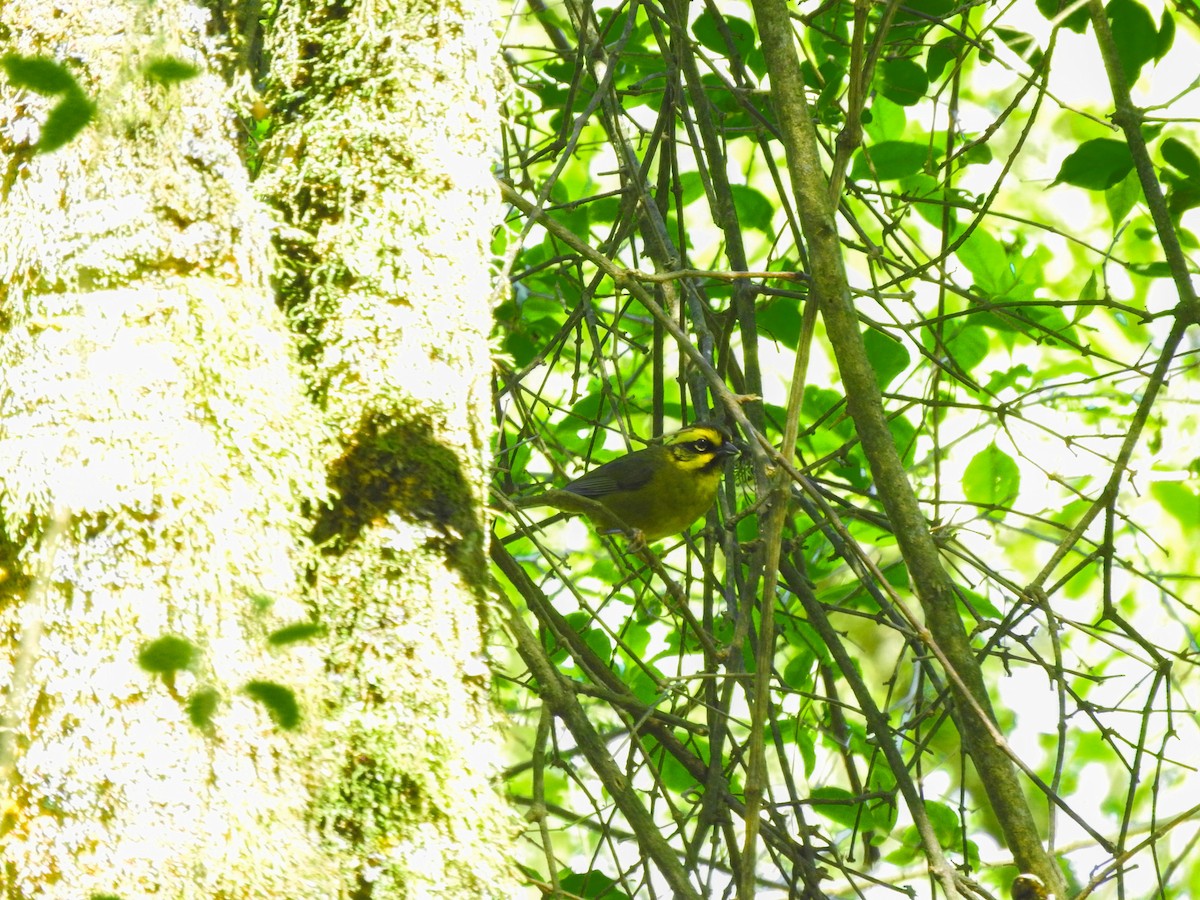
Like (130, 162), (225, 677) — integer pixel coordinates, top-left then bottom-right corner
(514, 422), (739, 545)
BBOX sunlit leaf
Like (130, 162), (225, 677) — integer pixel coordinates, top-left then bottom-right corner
(138, 635), (198, 675)
(692, 11), (756, 57)
(1106, 0), (1162, 82)
(187, 688), (221, 728)
(143, 56), (201, 85)
(1, 54), (77, 93)
(852, 140), (930, 181)
(268, 622), (324, 645)
(963, 443), (1020, 509)
(880, 58), (928, 106)
(38, 87), (95, 153)
(1055, 138), (1134, 190)
(243, 681), (301, 730)
(864, 328), (910, 388)
(1162, 137), (1200, 177)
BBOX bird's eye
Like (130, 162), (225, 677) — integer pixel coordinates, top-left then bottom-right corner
(692, 439), (714, 452)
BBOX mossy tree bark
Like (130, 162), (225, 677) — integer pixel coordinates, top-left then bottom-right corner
(0, 0), (516, 896)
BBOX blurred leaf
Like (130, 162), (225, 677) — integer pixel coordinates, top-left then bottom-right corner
(1106, 0), (1165, 81)
(1021, 302), (1078, 346)
(996, 27), (1042, 65)
(927, 37), (962, 80)
(893, 0), (955, 30)
(558, 870), (631, 899)
(1105, 169), (1142, 225)
(1168, 177), (1200, 220)
(692, 11), (756, 58)
(1055, 139), (1134, 190)
(730, 184), (774, 232)
(37, 87), (95, 153)
(624, 665), (661, 705)
(1128, 260), (1173, 277)
(758, 298), (801, 348)
(889, 414), (918, 467)
(880, 58), (928, 106)
(268, 622), (324, 645)
(811, 786), (873, 829)
(963, 443), (1021, 509)
(956, 585), (1004, 620)
(187, 687), (221, 728)
(864, 95), (907, 142)
(243, 680), (301, 730)
(1037, 0), (1091, 30)
(865, 327), (912, 389)
(138, 635), (198, 675)
(923, 800), (961, 848)
(852, 140), (930, 181)
(143, 56), (201, 84)
(1, 54), (77, 93)
(1150, 480), (1199, 531)
(1162, 137), (1200, 177)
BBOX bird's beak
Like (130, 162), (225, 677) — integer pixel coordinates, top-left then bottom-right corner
(719, 441), (741, 459)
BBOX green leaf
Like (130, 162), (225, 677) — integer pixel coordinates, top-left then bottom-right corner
(863, 95), (906, 143)
(995, 28), (1041, 65)
(803, 386), (851, 436)
(963, 443), (1020, 509)
(782, 651), (815, 690)
(1155, 9), (1175, 60)
(880, 58), (928, 106)
(1128, 260), (1173, 277)
(956, 585), (1003, 620)
(729, 184), (774, 232)
(268, 622), (324, 645)
(558, 870), (631, 899)
(940, 325), (990, 375)
(1162, 137), (1200, 178)
(624, 665), (660, 705)
(852, 140), (929, 181)
(1054, 138), (1134, 190)
(692, 12), (756, 58)
(811, 786), (878, 830)
(927, 37), (962, 80)
(889, 415), (918, 466)
(956, 228), (1011, 295)
(187, 687), (221, 728)
(1106, 0), (1159, 83)
(893, 0), (955, 28)
(143, 56), (201, 85)
(1168, 178), (1200, 220)
(863, 328), (910, 388)
(138, 635), (198, 675)
(244, 681), (301, 730)
(923, 800), (961, 848)
(1105, 169), (1141, 225)
(1036, 0), (1090, 31)
(1021, 302), (1078, 345)
(1, 54), (77, 94)
(757, 298), (802, 348)
(38, 88), (95, 153)
(1150, 480), (1200, 531)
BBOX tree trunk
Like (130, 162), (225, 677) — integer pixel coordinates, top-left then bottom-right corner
(0, 0), (516, 895)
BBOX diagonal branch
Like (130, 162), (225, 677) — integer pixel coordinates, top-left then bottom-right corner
(745, 0), (1069, 895)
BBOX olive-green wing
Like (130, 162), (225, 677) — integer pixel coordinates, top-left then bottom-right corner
(563, 450), (654, 497)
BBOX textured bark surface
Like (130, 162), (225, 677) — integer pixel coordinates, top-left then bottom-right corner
(0, 0), (516, 896)
(0, 1), (332, 895)
(255, 0), (519, 894)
